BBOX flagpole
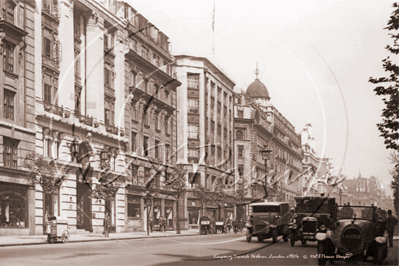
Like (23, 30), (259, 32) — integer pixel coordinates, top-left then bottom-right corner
(212, 2), (215, 61)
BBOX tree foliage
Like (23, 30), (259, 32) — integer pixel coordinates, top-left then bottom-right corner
(23, 152), (64, 194)
(369, 2), (399, 150)
(388, 152), (399, 216)
(163, 163), (188, 234)
(91, 161), (125, 200)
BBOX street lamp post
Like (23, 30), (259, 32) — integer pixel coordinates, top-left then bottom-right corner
(259, 145), (273, 200)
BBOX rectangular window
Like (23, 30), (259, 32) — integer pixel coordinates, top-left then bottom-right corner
(104, 98), (115, 126)
(165, 144), (170, 161)
(187, 74), (199, 89)
(188, 124), (199, 139)
(155, 112), (159, 130)
(4, 89), (15, 120)
(188, 148), (199, 164)
(238, 165), (244, 176)
(153, 54), (160, 67)
(127, 195), (140, 217)
(141, 46), (149, 60)
(144, 136), (149, 156)
(238, 146), (244, 158)
(155, 140), (159, 158)
(2, 1), (15, 24)
(42, 0), (58, 16)
(3, 137), (18, 168)
(131, 132), (136, 152)
(238, 110), (244, 118)
(104, 64), (115, 90)
(43, 138), (52, 158)
(43, 74), (58, 105)
(131, 101), (137, 120)
(3, 42), (14, 72)
(187, 98), (199, 113)
(165, 116), (169, 134)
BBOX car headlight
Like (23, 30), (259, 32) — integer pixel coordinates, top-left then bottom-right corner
(375, 236), (386, 244)
(293, 219), (296, 223)
(320, 225), (327, 231)
(315, 232), (327, 241)
(245, 222), (251, 227)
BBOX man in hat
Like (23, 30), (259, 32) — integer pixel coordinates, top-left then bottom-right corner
(386, 210), (398, 247)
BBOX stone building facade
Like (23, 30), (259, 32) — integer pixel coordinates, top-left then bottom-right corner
(0, 0), (36, 236)
(234, 70), (303, 210)
(1, 0), (179, 236)
(175, 55), (236, 228)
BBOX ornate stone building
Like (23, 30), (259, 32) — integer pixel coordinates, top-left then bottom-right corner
(0, 0), (179, 236)
(234, 68), (303, 211)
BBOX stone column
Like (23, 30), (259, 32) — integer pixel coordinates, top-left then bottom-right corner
(114, 29), (125, 130)
(58, 0), (75, 111)
(161, 198), (165, 217)
(85, 12), (105, 126)
(140, 197), (145, 231)
(28, 186), (36, 235)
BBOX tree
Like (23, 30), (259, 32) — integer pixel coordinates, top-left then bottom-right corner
(163, 163), (188, 234)
(388, 152), (399, 216)
(23, 152), (65, 229)
(195, 185), (212, 217)
(210, 179), (227, 221)
(369, 2), (399, 150)
(91, 160), (125, 200)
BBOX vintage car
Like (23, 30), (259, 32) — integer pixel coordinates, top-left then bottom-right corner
(199, 216), (215, 235)
(315, 205), (388, 265)
(246, 201), (290, 243)
(289, 196), (337, 246)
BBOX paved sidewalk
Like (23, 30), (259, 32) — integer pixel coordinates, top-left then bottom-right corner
(0, 229), (199, 247)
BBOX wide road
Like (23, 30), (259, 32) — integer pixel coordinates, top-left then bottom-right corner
(0, 232), (397, 266)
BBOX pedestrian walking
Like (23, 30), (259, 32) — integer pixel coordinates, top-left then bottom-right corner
(386, 210), (398, 247)
(104, 213), (110, 237)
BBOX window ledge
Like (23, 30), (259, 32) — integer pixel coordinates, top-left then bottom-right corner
(144, 124), (150, 129)
(3, 69), (18, 79)
(131, 119), (139, 125)
(165, 133), (171, 138)
(155, 129), (161, 134)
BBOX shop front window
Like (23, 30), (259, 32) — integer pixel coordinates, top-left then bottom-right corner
(127, 195), (141, 218)
(0, 185), (28, 228)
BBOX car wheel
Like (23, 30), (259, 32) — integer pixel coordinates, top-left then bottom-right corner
(62, 232), (70, 244)
(246, 232), (252, 242)
(290, 236), (295, 246)
(272, 230), (278, 243)
(50, 237), (55, 244)
(283, 234), (288, 242)
(258, 235), (264, 242)
(301, 239), (307, 245)
(317, 242), (326, 266)
(374, 246), (385, 265)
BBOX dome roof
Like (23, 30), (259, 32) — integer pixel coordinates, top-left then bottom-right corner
(246, 79), (270, 99)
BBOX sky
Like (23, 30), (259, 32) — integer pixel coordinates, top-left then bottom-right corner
(127, 0), (396, 193)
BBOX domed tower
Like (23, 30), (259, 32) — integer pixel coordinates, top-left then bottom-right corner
(246, 63), (273, 123)
(246, 63), (270, 107)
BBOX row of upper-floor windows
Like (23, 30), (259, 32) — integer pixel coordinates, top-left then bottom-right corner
(131, 103), (170, 134)
(131, 132), (170, 159)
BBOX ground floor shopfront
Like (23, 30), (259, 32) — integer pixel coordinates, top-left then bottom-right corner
(0, 175), (35, 236)
(125, 187), (177, 232)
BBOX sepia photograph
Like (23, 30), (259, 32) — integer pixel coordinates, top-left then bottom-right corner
(0, 0), (398, 265)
